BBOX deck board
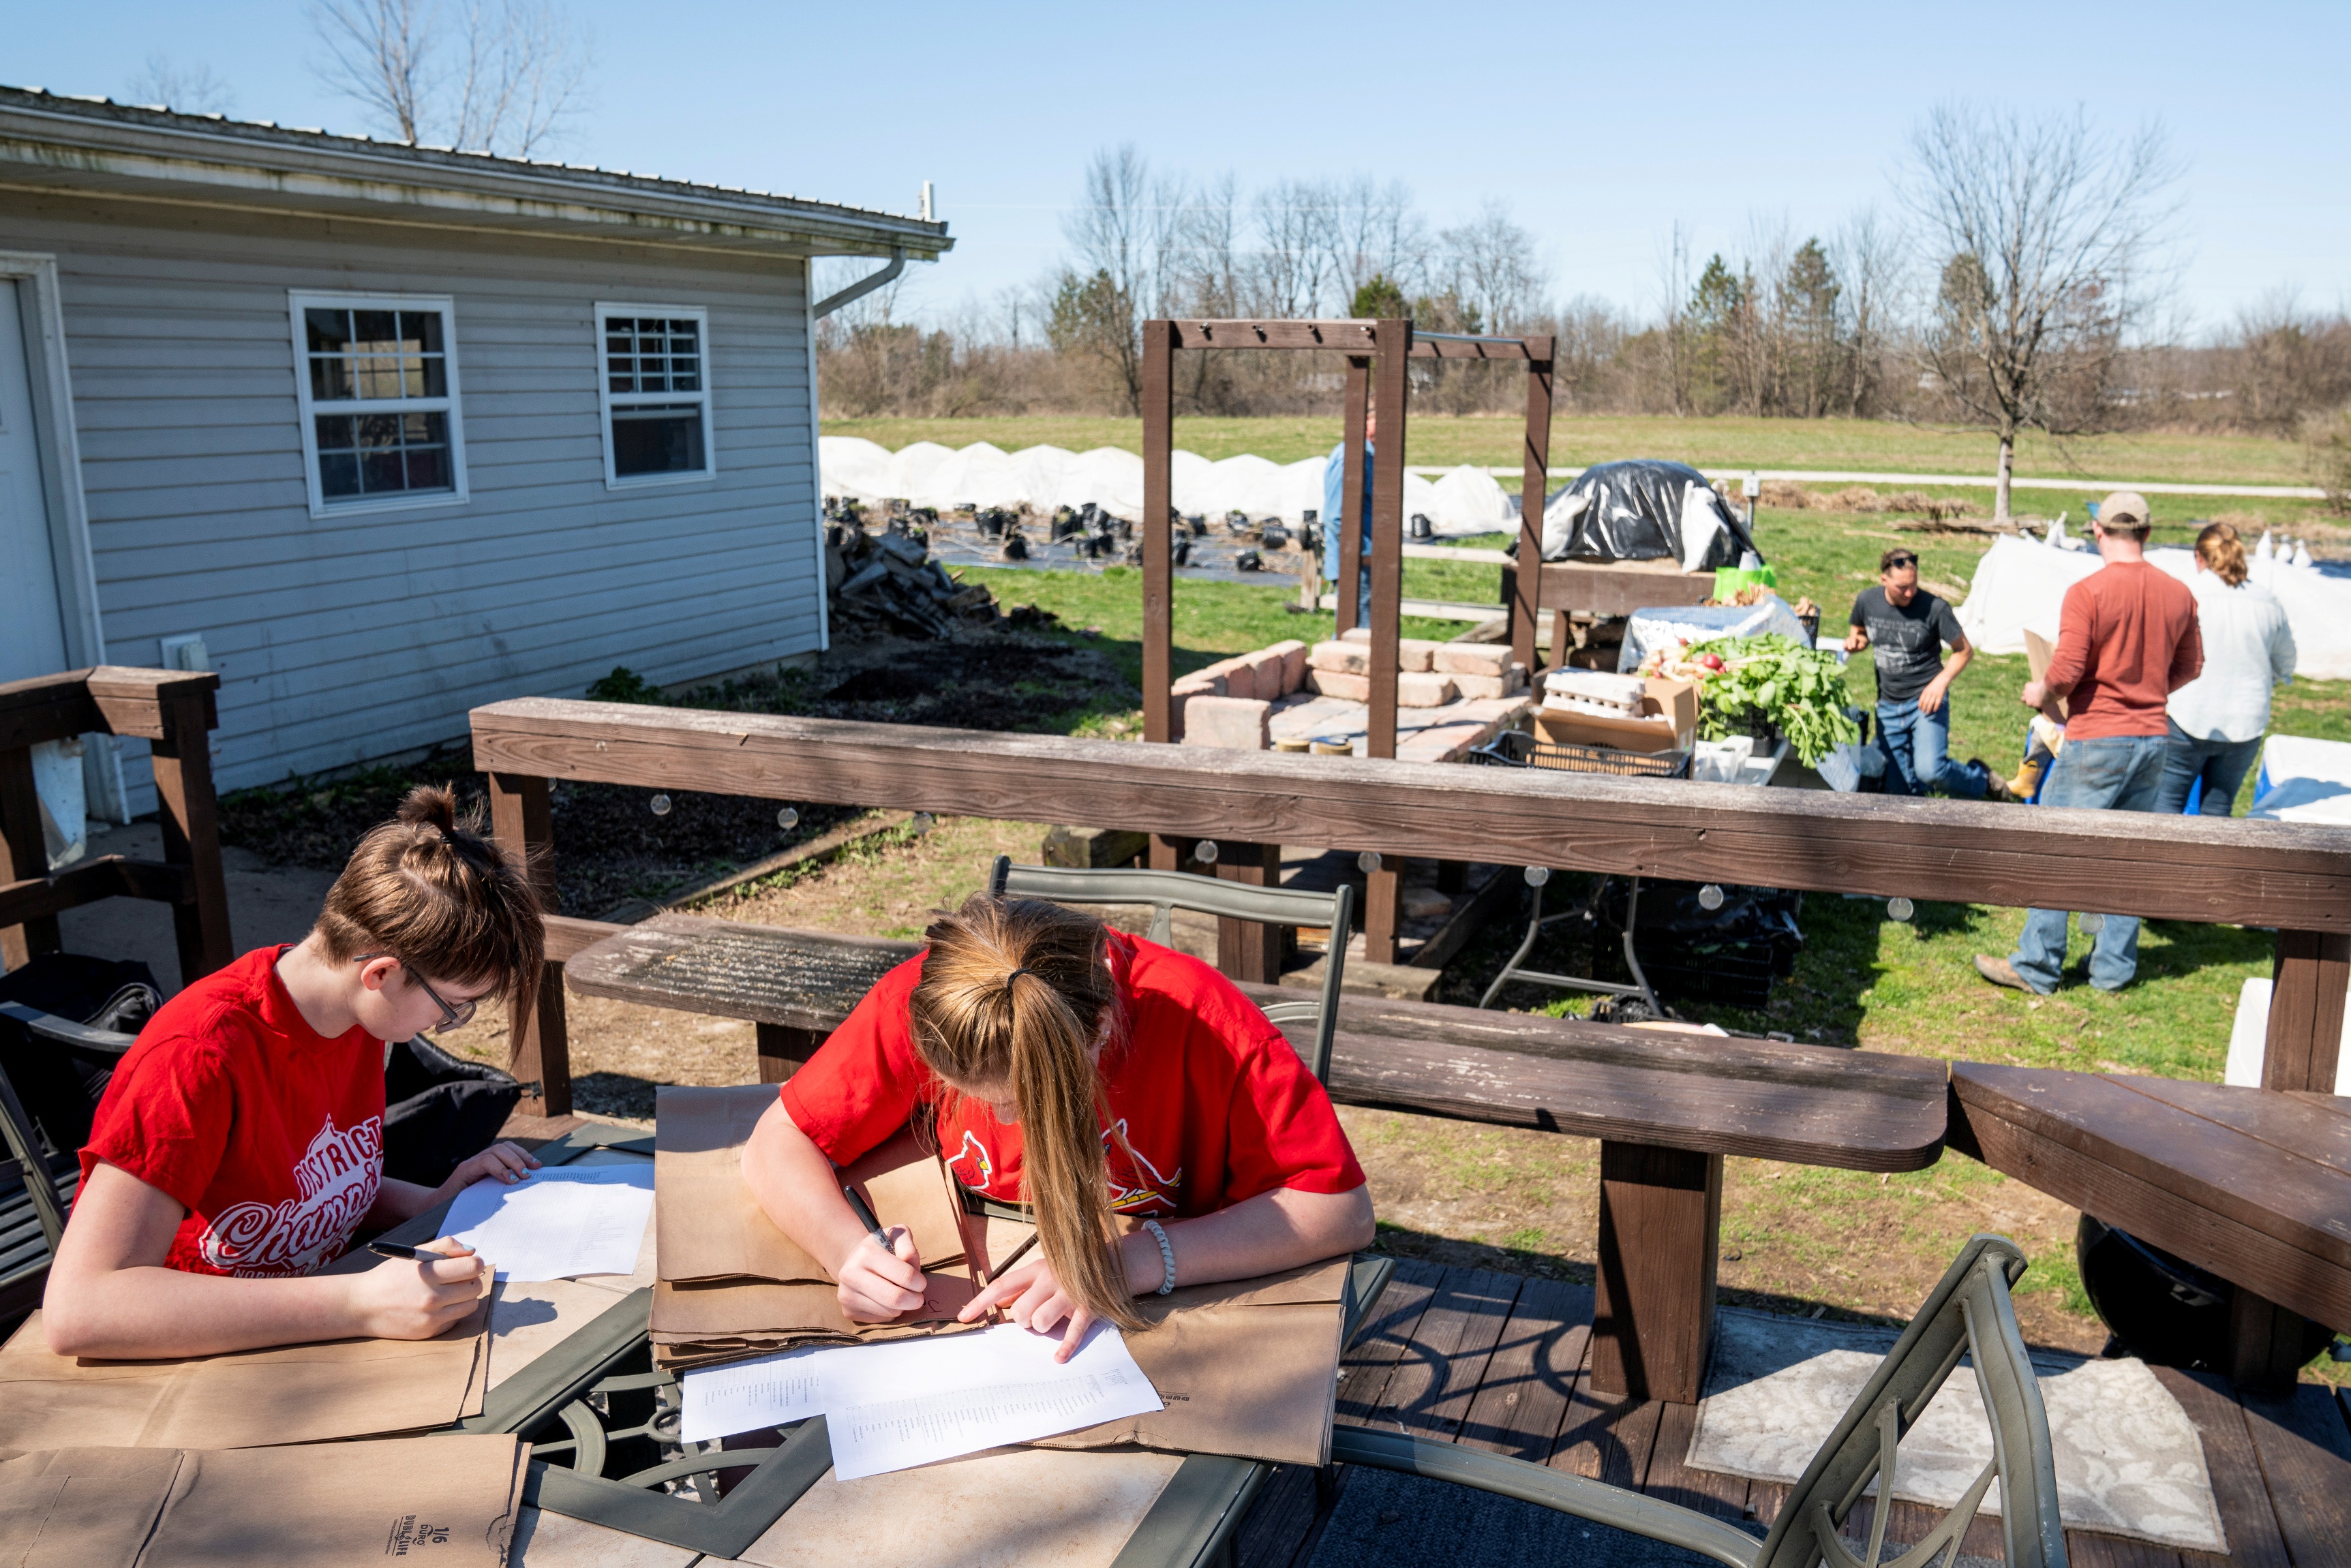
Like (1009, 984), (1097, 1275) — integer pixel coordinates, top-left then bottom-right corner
(1233, 1259), (2349, 1568)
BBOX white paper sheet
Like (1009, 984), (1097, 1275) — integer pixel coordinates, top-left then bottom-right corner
(682, 1321), (1164, 1477)
(437, 1166), (656, 1282)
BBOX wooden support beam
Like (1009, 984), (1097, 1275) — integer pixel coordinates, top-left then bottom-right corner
(1365, 320), (1410, 763)
(470, 702), (2351, 932)
(1590, 1140), (1722, 1403)
(755, 1021), (823, 1085)
(1142, 320), (1176, 745)
(1362, 859), (1400, 966)
(1173, 320), (1384, 351)
(0, 745), (58, 970)
(147, 690), (232, 983)
(0, 857), (193, 929)
(1335, 356), (1370, 639)
(2265, 929), (2348, 1092)
(489, 771), (569, 1118)
(1512, 345), (1553, 677)
(1213, 840), (1283, 983)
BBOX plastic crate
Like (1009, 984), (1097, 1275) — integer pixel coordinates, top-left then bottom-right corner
(1468, 729), (1694, 779)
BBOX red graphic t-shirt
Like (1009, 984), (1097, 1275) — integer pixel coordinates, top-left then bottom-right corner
(781, 930), (1365, 1218)
(80, 945), (386, 1277)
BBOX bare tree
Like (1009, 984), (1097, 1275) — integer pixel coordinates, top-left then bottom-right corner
(1900, 104), (2181, 520)
(1250, 179), (1337, 319)
(124, 55), (239, 115)
(1831, 208), (1901, 416)
(1055, 145), (1184, 413)
(1436, 200), (1547, 335)
(1324, 176), (1427, 307)
(309, 0), (592, 157)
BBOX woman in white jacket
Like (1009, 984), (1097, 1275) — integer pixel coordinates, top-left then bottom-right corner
(2155, 523), (2296, 815)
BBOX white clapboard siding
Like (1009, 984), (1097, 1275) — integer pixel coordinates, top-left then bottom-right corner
(7, 202), (825, 809)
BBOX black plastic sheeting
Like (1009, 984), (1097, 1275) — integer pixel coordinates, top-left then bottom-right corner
(1541, 459), (1761, 567)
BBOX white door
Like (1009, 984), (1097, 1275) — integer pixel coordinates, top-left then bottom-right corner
(0, 279), (70, 683)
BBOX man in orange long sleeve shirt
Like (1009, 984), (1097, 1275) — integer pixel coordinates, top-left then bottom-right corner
(1976, 493), (2202, 995)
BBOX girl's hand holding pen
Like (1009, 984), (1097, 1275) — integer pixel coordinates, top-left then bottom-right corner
(836, 1224), (925, 1321)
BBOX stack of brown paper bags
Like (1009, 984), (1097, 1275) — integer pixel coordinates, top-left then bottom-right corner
(1031, 1256), (1352, 1468)
(0, 1290), (491, 1450)
(0, 1433), (526, 1566)
(652, 1084), (986, 1371)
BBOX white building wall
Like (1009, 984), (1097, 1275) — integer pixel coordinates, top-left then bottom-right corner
(3, 196), (820, 808)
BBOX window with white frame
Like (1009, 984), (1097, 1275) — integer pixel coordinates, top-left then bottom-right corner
(596, 305), (715, 485)
(290, 294), (467, 514)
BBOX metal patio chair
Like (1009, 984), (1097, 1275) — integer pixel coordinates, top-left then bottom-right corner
(0, 1001), (140, 1308)
(986, 854), (1355, 1086)
(1331, 1233), (2067, 1568)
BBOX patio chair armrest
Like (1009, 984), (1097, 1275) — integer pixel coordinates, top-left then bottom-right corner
(1258, 1001), (1320, 1025)
(0, 1002), (136, 1057)
(1328, 1427), (1761, 1568)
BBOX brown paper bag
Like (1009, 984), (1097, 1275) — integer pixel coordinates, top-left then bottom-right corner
(1030, 1258), (1350, 1467)
(649, 1270), (985, 1370)
(654, 1086), (964, 1285)
(0, 1293), (489, 1451)
(0, 1434), (525, 1567)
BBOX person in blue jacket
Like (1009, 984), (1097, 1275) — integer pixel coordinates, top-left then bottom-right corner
(1321, 399), (1375, 624)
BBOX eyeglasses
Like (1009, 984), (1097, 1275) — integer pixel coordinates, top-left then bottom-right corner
(355, 953), (477, 1033)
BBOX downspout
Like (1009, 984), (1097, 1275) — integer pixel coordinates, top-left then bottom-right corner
(813, 246), (907, 319)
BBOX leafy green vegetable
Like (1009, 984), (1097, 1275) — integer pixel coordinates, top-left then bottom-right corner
(1683, 634), (1860, 767)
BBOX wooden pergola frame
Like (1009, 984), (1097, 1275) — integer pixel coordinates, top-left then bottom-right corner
(1138, 319), (1554, 959)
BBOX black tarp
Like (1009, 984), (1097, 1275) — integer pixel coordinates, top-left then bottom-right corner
(1541, 459), (1761, 567)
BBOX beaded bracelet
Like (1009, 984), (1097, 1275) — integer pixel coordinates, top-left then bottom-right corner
(1140, 1218), (1176, 1295)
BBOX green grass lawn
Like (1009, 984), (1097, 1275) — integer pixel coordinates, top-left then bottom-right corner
(830, 413), (2326, 489)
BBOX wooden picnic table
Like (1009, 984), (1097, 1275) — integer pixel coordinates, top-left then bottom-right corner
(560, 913), (1948, 1406)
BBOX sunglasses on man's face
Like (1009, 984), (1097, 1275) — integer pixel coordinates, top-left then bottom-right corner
(354, 953), (478, 1032)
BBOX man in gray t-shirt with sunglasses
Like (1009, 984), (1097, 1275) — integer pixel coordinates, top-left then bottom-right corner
(1847, 547), (2005, 799)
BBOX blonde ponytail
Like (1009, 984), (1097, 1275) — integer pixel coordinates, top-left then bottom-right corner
(909, 895), (1143, 1331)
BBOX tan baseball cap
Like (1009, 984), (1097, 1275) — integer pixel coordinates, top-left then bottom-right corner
(2097, 490), (2152, 532)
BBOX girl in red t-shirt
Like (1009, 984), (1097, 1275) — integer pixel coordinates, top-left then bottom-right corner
(44, 786), (545, 1359)
(744, 893), (1374, 1359)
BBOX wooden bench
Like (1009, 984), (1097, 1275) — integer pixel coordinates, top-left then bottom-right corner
(560, 912), (1945, 1406)
(1950, 1064), (2351, 1387)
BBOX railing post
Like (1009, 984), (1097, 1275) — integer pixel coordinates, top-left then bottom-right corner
(1141, 320), (1176, 746)
(489, 771), (570, 1118)
(1336, 355), (1371, 639)
(0, 744), (58, 970)
(1213, 840), (1284, 983)
(1512, 339), (1553, 677)
(148, 690), (232, 983)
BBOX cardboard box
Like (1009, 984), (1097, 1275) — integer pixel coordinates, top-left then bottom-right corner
(1532, 675), (1697, 755)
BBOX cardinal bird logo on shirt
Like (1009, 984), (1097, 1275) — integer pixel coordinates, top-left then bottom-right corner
(198, 1113), (383, 1277)
(942, 1122), (1182, 1214)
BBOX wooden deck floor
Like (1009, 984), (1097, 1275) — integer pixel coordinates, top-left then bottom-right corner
(1237, 1259), (2351, 1568)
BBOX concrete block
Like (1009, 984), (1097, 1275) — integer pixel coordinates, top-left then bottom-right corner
(1397, 671), (1459, 707)
(1199, 657), (1256, 701)
(1180, 695), (1272, 750)
(1450, 664), (1529, 701)
(1265, 639), (1309, 694)
(1042, 825), (1149, 869)
(1169, 673), (1225, 742)
(1242, 649), (1287, 700)
(1435, 642), (1512, 676)
(1307, 668), (1371, 701)
(1308, 641), (1367, 675)
(1397, 639), (1442, 673)
(1340, 628), (1369, 643)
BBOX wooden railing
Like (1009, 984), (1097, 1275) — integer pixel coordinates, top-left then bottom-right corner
(0, 667), (231, 982)
(470, 696), (2351, 1114)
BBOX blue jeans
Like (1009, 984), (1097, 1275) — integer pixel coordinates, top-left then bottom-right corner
(1321, 512), (1372, 623)
(2009, 735), (2168, 992)
(1875, 699), (1988, 799)
(2151, 723), (2262, 816)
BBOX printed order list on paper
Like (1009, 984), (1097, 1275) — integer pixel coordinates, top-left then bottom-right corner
(683, 1321), (1164, 1479)
(436, 1167), (655, 1282)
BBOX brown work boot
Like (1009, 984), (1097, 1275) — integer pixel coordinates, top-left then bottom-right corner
(2005, 756), (2045, 800)
(1973, 954), (2043, 994)
(1972, 759), (2018, 802)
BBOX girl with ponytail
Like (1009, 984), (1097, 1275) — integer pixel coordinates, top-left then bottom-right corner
(746, 893), (1374, 1358)
(45, 784), (546, 1358)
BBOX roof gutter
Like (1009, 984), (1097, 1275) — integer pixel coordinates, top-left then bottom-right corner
(813, 247), (907, 319)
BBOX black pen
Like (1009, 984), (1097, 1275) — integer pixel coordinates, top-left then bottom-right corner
(367, 1240), (475, 1262)
(842, 1182), (899, 1256)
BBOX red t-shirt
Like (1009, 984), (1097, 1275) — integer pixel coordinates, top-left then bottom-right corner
(2046, 561), (2204, 739)
(781, 930), (1365, 1218)
(80, 946), (386, 1278)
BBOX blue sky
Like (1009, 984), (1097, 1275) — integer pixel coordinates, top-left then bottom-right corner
(10, 1), (2344, 335)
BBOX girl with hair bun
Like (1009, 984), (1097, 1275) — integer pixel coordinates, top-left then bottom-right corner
(745, 893), (1374, 1359)
(44, 784), (547, 1359)
(2155, 522), (2297, 816)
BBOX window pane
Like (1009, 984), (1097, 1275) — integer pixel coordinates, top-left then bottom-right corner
(361, 449), (406, 492)
(305, 309), (352, 353)
(611, 405), (705, 478)
(310, 355), (353, 401)
(352, 310), (399, 350)
(398, 311), (444, 353)
(355, 413), (403, 448)
(319, 452), (361, 497)
(352, 357), (401, 399)
(315, 410), (451, 500)
(405, 446), (449, 489)
(315, 414), (358, 452)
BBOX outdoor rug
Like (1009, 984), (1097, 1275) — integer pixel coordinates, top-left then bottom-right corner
(1683, 1306), (2225, 1553)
